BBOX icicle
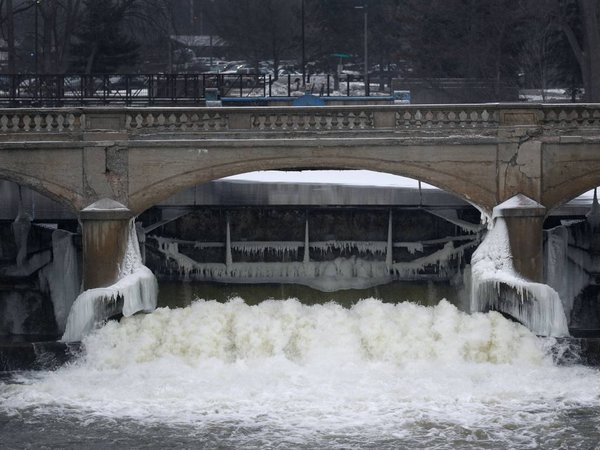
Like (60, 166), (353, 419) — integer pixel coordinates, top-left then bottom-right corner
(304, 216), (310, 264)
(225, 214), (232, 268)
(386, 210), (393, 269)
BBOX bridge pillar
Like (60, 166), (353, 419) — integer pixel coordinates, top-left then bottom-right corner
(492, 194), (546, 282)
(79, 199), (133, 290)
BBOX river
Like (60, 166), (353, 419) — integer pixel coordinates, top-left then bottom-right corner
(1, 285), (600, 449)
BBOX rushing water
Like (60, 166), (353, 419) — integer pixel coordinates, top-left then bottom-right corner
(1, 291), (600, 449)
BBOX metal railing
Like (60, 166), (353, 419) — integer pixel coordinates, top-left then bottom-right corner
(0, 73), (391, 107)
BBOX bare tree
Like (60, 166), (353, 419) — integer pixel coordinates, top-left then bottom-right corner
(554, 0), (600, 101)
(207, 0), (299, 77)
(0, 0), (36, 73)
(518, 0), (560, 99)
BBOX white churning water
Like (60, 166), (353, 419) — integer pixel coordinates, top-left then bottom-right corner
(2, 298), (600, 448)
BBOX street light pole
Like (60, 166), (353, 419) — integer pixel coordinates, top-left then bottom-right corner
(301, 0), (306, 85)
(34, 0), (39, 76)
(355, 2), (369, 96)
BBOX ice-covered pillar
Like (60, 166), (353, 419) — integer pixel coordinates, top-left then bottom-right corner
(79, 199), (133, 290)
(492, 194), (546, 282)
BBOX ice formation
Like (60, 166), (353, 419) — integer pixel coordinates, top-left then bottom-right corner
(155, 236), (392, 291)
(230, 241), (302, 258)
(41, 229), (80, 332)
(392, 241), (477, 279)
(310, 240), (388, 255)
(12, 188), (32, 268)
(62, 221), (158, 342)
(470, 217), (569, 337)
(543, 192), (600, 325)
(426, 209), (484, 233)
(544, 224), (590, 321)
(152, 232), (477, 291)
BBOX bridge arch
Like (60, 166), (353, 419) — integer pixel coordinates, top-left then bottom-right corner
(0, 168), (83, 214)
(128, 148), (496, 215)
(544, 171), (600, 216)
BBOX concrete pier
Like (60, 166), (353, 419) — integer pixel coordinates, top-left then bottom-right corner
(492, 194), (546, 282)
(79, 199), (133, 290)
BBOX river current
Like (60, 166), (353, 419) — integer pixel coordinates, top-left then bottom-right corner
(1, 288), (600, 449)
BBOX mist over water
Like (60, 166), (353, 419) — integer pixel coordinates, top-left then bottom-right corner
(2, 297), (600, 449)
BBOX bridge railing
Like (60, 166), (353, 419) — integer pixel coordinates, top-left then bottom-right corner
(123, 104), (600, 133)
(0, 104), (599, 135)
(124, 104), (502, 132)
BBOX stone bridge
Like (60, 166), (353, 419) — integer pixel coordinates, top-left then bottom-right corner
(1, 103), (600, 290)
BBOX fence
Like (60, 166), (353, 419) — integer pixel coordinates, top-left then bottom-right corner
(0, 73), (392, 107)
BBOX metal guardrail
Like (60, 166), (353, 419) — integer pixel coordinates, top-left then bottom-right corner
(0, 73), (389, 107)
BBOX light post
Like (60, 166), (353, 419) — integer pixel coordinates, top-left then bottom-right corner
(354, 2), (368, 96)
(34, 0), (40, 76)
(301, 0), (306, 85)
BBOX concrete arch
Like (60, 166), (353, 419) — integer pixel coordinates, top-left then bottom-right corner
(127, 144), (498, 215)
(543, 168), (600, 215)
(0, 168), (83, 214)
(542, 141), (600, 214)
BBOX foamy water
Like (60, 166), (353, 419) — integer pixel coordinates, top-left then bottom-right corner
(2, 298), (600, 449)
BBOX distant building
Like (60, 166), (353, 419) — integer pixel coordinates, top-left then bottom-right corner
(170, 35), (227, 59)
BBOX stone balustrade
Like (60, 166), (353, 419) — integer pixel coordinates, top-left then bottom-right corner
(0, 110), (84, 132)
(0, 104), (598, 136)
